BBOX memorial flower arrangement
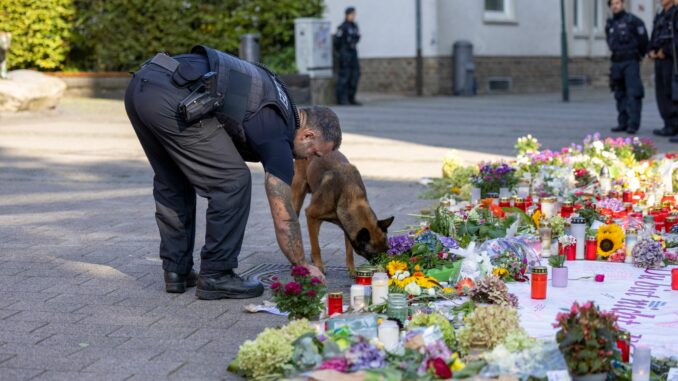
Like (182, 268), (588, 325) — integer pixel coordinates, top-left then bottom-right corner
(554, 301), (622, 376)
(471, 161), (518, 197)
(270, 266), (326, 320)
(632, 239), (665, 269)
(489, 250), (528, 282)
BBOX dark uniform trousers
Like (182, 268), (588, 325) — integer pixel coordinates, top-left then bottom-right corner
(336, 50), (360, 103)
(611, 59), (644, 130)
(124, 64), (251, 275)
(655, 58), (678, 128)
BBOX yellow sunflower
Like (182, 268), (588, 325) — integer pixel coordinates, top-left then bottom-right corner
(532, 210), (542, 227)
(386, 260), (408, 276)
(597, 224), (625, 258)
(493, 268), (509, 278)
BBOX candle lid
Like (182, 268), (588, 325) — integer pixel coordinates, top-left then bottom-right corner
(626, 228), (637, 234)
(515, 197), (525, 202)
(571, 217), (586, 224)
(539, 220), (551, 228)
(542, 197), (556, 203)
(586, 235), (597, 240)
(563, 200), (573, 206)
(500, 197), (510, 202)
(667, 216), (677, 222)
(372, 272), (388, 280)
(328, 292), (343, 298)
(532, 266), (547, 274)
(356, 270), (372, 278)
(487, 192), (499, 198)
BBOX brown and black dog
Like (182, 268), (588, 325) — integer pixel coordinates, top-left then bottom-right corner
(291, 150), (394, 274)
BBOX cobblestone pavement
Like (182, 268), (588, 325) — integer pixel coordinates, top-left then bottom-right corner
(0, 90), (674, 380)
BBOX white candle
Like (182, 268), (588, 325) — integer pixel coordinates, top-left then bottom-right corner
(350, 285), (367, 311)
(499, 187), (510, 198)
(471, 187), (481, 204)
(571, 217), (586, 260)
(371, 272), (389, 305)
(632, 346), (651, 381)
(378, 320), (400, 352)
(541, 197), (556, 219)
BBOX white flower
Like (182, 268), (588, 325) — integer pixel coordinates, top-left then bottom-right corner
(404, 282), (422, 296)
(396, 271), (410, 281)
(427, 288), (436, 297)
(592, 141), (604, 152)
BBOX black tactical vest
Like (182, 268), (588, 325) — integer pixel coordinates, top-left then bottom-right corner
(607, 13), (641, 57)
(190, 45), (299, 149)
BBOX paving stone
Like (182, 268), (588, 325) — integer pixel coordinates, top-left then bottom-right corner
(82, 358), (185, 376)
(0, 368), (45, 381)
(30, 370), (133, 381)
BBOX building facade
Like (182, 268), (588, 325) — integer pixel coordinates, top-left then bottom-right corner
(324, 0), (658, 95)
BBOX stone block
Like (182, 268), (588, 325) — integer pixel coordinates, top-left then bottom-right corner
(0, 70), (66, 112)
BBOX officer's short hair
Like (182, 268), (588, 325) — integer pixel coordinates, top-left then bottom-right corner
(301, 106), (342, 149)
(345, 7), (356, 16)
(608, 0), (623, 6)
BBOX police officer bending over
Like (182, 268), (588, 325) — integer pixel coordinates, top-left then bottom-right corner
(606, 0), (649, 134)
(125, 46), (339, 299)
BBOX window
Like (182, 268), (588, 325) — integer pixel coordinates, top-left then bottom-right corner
(593, 0), (600, 29)
(573, 0), (582, 29)
(572, 0), (586, 33)
(483, 0), (516, 23)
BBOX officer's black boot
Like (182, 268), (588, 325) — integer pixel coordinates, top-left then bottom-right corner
(164, 269), (198, 293)
(670, 135), (678, 143)
(653, 126), (678, 137)
(626, 126), (639, 134)
(611, 125), (627, 133)
(195, 270), (264, 300)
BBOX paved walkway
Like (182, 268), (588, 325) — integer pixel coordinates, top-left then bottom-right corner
(0, 90), (675, 380)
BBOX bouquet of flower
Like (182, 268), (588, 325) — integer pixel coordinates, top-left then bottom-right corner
(271, 266), (326, 320)
(514, 134), (541, 155)
(574, 167), (594, 187)
(471, 161), (517, 197)
(596, 224), (625, 259)
(554, 301), (621, 376)
(490, 250), (528, 282)
(632, 239), (665, 269)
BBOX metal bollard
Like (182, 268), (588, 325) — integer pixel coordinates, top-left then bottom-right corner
(0, 32), (11, 80)
(239, 34), (260, 63)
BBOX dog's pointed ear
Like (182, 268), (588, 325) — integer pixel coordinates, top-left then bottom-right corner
(357, 228), (370, 244)
(378, 216), (395, 232)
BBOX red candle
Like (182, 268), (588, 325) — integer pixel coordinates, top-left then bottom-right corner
(561, 202), (573, 218)
(515, 197), (526, 212)
(672, 268), (678, 291)
(562, 244), (576, 261)
(327, 292), (343, 316)
(499, 197), (511, 209)
(616, 331), (631, 363)
(531, 267), (547, 299)
(585, 236), (598, 260)
(623, 190), (632, 203)
(355, 270), (372, 286)
(525, 195), (533, 209)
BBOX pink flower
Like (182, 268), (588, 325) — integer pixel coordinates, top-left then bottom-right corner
(311, 277), (322, 285)
(318, 357), (349, 372)
(271, 276), (279, 281)
(595, 274), (605, 282)
(583, 301), (593, 310)
(270, 282), (282, 290)
(306, 290), (317, 297)
(555, 312), (566, 322)
(571, 303), (579, 314)
(284, 281), (302, 295)
(427, 357), (452, 379)
(291, 266), (310, 277)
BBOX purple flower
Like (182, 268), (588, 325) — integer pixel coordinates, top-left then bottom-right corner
(387, 235), (415, 255)
(319, 357), (349, 372)
(438, 236), (459, 250)
(346, 341), (386, 371)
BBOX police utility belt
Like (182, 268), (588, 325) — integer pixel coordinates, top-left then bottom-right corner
(611, 51), (640, 62)
(145, 53), (222, 124)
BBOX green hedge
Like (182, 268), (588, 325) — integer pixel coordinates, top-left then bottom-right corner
(1, 0), (76, 70)
(3, 0), (323, 73)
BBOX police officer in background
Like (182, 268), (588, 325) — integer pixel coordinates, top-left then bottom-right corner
(607, 0), (649, 134)
(125, 46), (340, 300)
(650, 0), (678, 138)
(335, 7), (361, 105)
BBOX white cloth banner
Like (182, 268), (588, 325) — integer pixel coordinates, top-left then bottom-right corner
(506, 261), (678, 357)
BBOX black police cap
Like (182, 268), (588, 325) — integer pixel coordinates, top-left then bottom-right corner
(345, 7), (355, 15)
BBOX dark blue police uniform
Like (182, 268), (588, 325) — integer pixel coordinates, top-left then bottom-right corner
(335, 20), (361, 105)
(650, 6), (678, 137)
(606, 10), (649, 134)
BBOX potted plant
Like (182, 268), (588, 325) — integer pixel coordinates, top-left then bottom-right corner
(548, 252), (568, 288)
(270, 266), (327, 320)
(555, 301), (621, 381)
(558, 234), (576, 261)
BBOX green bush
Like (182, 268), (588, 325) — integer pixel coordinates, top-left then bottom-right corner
(69, 0), (323, 73)
(1, 0), (76, 70)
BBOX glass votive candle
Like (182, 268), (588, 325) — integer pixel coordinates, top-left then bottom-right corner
(327, 292), (343, 316)
(531, 266), (547, 299)
(632, 346), (651, 381)
(672, 268), (678, 291)
(371, 272), (389, 305)
(378, 320), (400, 352)
(350, 284), (368, 311)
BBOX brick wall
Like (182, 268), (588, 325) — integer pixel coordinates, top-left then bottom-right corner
(357, 56), (655, 95)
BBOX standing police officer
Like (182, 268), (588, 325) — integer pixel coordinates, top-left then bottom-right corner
(650, 0), (678, 138)
(125, 46), (340, 299)
(335, 7), (361, 105)
(606, 0), (649, 134)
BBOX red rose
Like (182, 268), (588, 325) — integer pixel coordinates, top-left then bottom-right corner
(427, 357), (452, 379)
(306, 290), (317, 297)
(270, 282), (282, 290)
(310, 277), (322, 285)
(291, 266), (310, 277)
(284, 281), (302, 295)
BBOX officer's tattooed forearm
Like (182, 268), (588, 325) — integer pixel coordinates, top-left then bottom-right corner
(265, 173), (305, 265)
